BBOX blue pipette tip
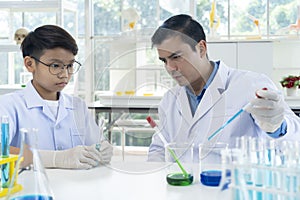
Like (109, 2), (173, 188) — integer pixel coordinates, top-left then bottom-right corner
(208, 103), (251, 141)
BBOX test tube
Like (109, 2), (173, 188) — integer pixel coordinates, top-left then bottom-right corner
(236, 136), (253, 199)
(264, 139), (276, 200)
(1, 115), (10, 188)
(230, 148), (250, 200)
(250, 137), (265, 200)
(283, 141), (297, 200)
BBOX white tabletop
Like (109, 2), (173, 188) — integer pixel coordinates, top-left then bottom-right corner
(20, 161), (230, 200)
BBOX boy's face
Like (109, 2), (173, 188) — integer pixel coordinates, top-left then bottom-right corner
(25, 47), (75, 100)
(156, 36), (206, 87)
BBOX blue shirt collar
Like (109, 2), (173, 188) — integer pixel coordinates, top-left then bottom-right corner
(186, 61), (219, 96)
(185, 61), (220, 116)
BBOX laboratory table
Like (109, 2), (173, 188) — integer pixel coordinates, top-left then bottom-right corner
(18, 161), (227, 200)
(88, 101), (158, 141)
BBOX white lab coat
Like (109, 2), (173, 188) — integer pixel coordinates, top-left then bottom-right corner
(148, 61), (300, 162)
(0, 81), (101, 150)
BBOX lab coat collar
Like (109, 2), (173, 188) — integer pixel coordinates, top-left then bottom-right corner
(23, 81), (74, 122)
(194, 61), (228, 120)
(23, 81), (46, 108)
(175, 61), (228, 125)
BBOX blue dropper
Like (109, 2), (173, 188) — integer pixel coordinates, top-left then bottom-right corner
(208, 88), (282, 141)
(208, 103), (251, 141)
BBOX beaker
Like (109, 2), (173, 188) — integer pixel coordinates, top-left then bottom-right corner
(6, 128), (54, 200)
(199, 142), (228, 187)
(165, 143), (194, 186)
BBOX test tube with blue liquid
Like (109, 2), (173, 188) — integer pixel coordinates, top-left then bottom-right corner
(230, 148), (251, 200)
(281, 141), (298, 200)
(1, 115), (10, 188)
(250, 137), (265, 200)
(264, 139), (276, 200)
(235, 136), (253, 197)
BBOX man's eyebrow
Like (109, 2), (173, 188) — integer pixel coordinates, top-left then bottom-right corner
(167, 51), (182, 59)
(158, 51), (182, 61)
(159, 57), (166, 61)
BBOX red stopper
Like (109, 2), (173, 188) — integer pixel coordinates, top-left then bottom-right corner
(146, 116), (157, 128)
(256, 87), (268, 98)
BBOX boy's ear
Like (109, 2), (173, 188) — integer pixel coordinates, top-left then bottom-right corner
(24, 56), (34, 72)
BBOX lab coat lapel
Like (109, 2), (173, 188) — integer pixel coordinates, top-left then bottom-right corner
(56, 94), (73, 124)
(177, 87), (193, 125)
(192, 64), (226, 124)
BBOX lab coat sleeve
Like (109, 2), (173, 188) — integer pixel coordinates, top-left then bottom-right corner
(148, 103), (170, 162)
(72, 97), (103, 145)
(147, 133), (165, 162)
(277, 103), (300, 141)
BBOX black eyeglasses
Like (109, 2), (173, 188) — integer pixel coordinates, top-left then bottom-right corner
(31, 56), (81, 75)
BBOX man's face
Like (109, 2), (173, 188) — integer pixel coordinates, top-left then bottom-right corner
(156, 36), (205, 87)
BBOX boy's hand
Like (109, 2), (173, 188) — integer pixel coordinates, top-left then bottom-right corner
(98, 140), (113, 164)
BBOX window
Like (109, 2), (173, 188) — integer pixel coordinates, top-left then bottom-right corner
(0, 0), (299, 97)
(84, 0), (299, 98)
(0, 0), (78, 90)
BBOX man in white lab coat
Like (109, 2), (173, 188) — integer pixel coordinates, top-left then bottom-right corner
(148, 14), (300, 162)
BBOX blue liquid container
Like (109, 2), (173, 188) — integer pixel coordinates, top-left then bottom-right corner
(11, 194), (53, 200)
(1, 116), (9, 157)
(1, 115), (10, 188)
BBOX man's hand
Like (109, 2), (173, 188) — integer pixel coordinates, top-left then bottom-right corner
(245, 88), (284, 133)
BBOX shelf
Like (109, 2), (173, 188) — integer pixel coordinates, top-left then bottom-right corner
(0, 0), (77, 12)
(95, 95), (162, 106)
(0, 44), (20, 52)
(273, 68), (300, 70)
(284, 96), (300, 109)
(109, 67), (164, 70)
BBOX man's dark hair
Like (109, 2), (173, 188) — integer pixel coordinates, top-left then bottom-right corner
(151, 14), (206, 51)
(21, 25), (78, 58)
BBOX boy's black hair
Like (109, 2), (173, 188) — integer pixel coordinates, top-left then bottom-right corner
(21, 25), (78, 58)
(151, 14), (206, 51)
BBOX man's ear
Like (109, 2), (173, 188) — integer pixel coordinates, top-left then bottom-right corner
(24, 56), (34, 72)
(197, 40), (207, 58)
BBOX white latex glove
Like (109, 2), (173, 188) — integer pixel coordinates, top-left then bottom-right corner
(245, 88), (285, 133)
(97, 140), (113, 164)
(39, 144), (102, 169)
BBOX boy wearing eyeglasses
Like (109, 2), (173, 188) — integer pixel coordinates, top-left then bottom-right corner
(0, 25), (113, 169)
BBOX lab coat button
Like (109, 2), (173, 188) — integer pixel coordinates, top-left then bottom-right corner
(55, 125), (60, 129)
(57, 146), (63, 150)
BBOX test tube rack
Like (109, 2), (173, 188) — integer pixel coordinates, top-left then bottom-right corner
(229, 162), (300, 199)
(0, 155), (23, 197)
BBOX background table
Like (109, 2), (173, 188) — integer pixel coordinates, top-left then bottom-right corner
(88, 101), (158, 141)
